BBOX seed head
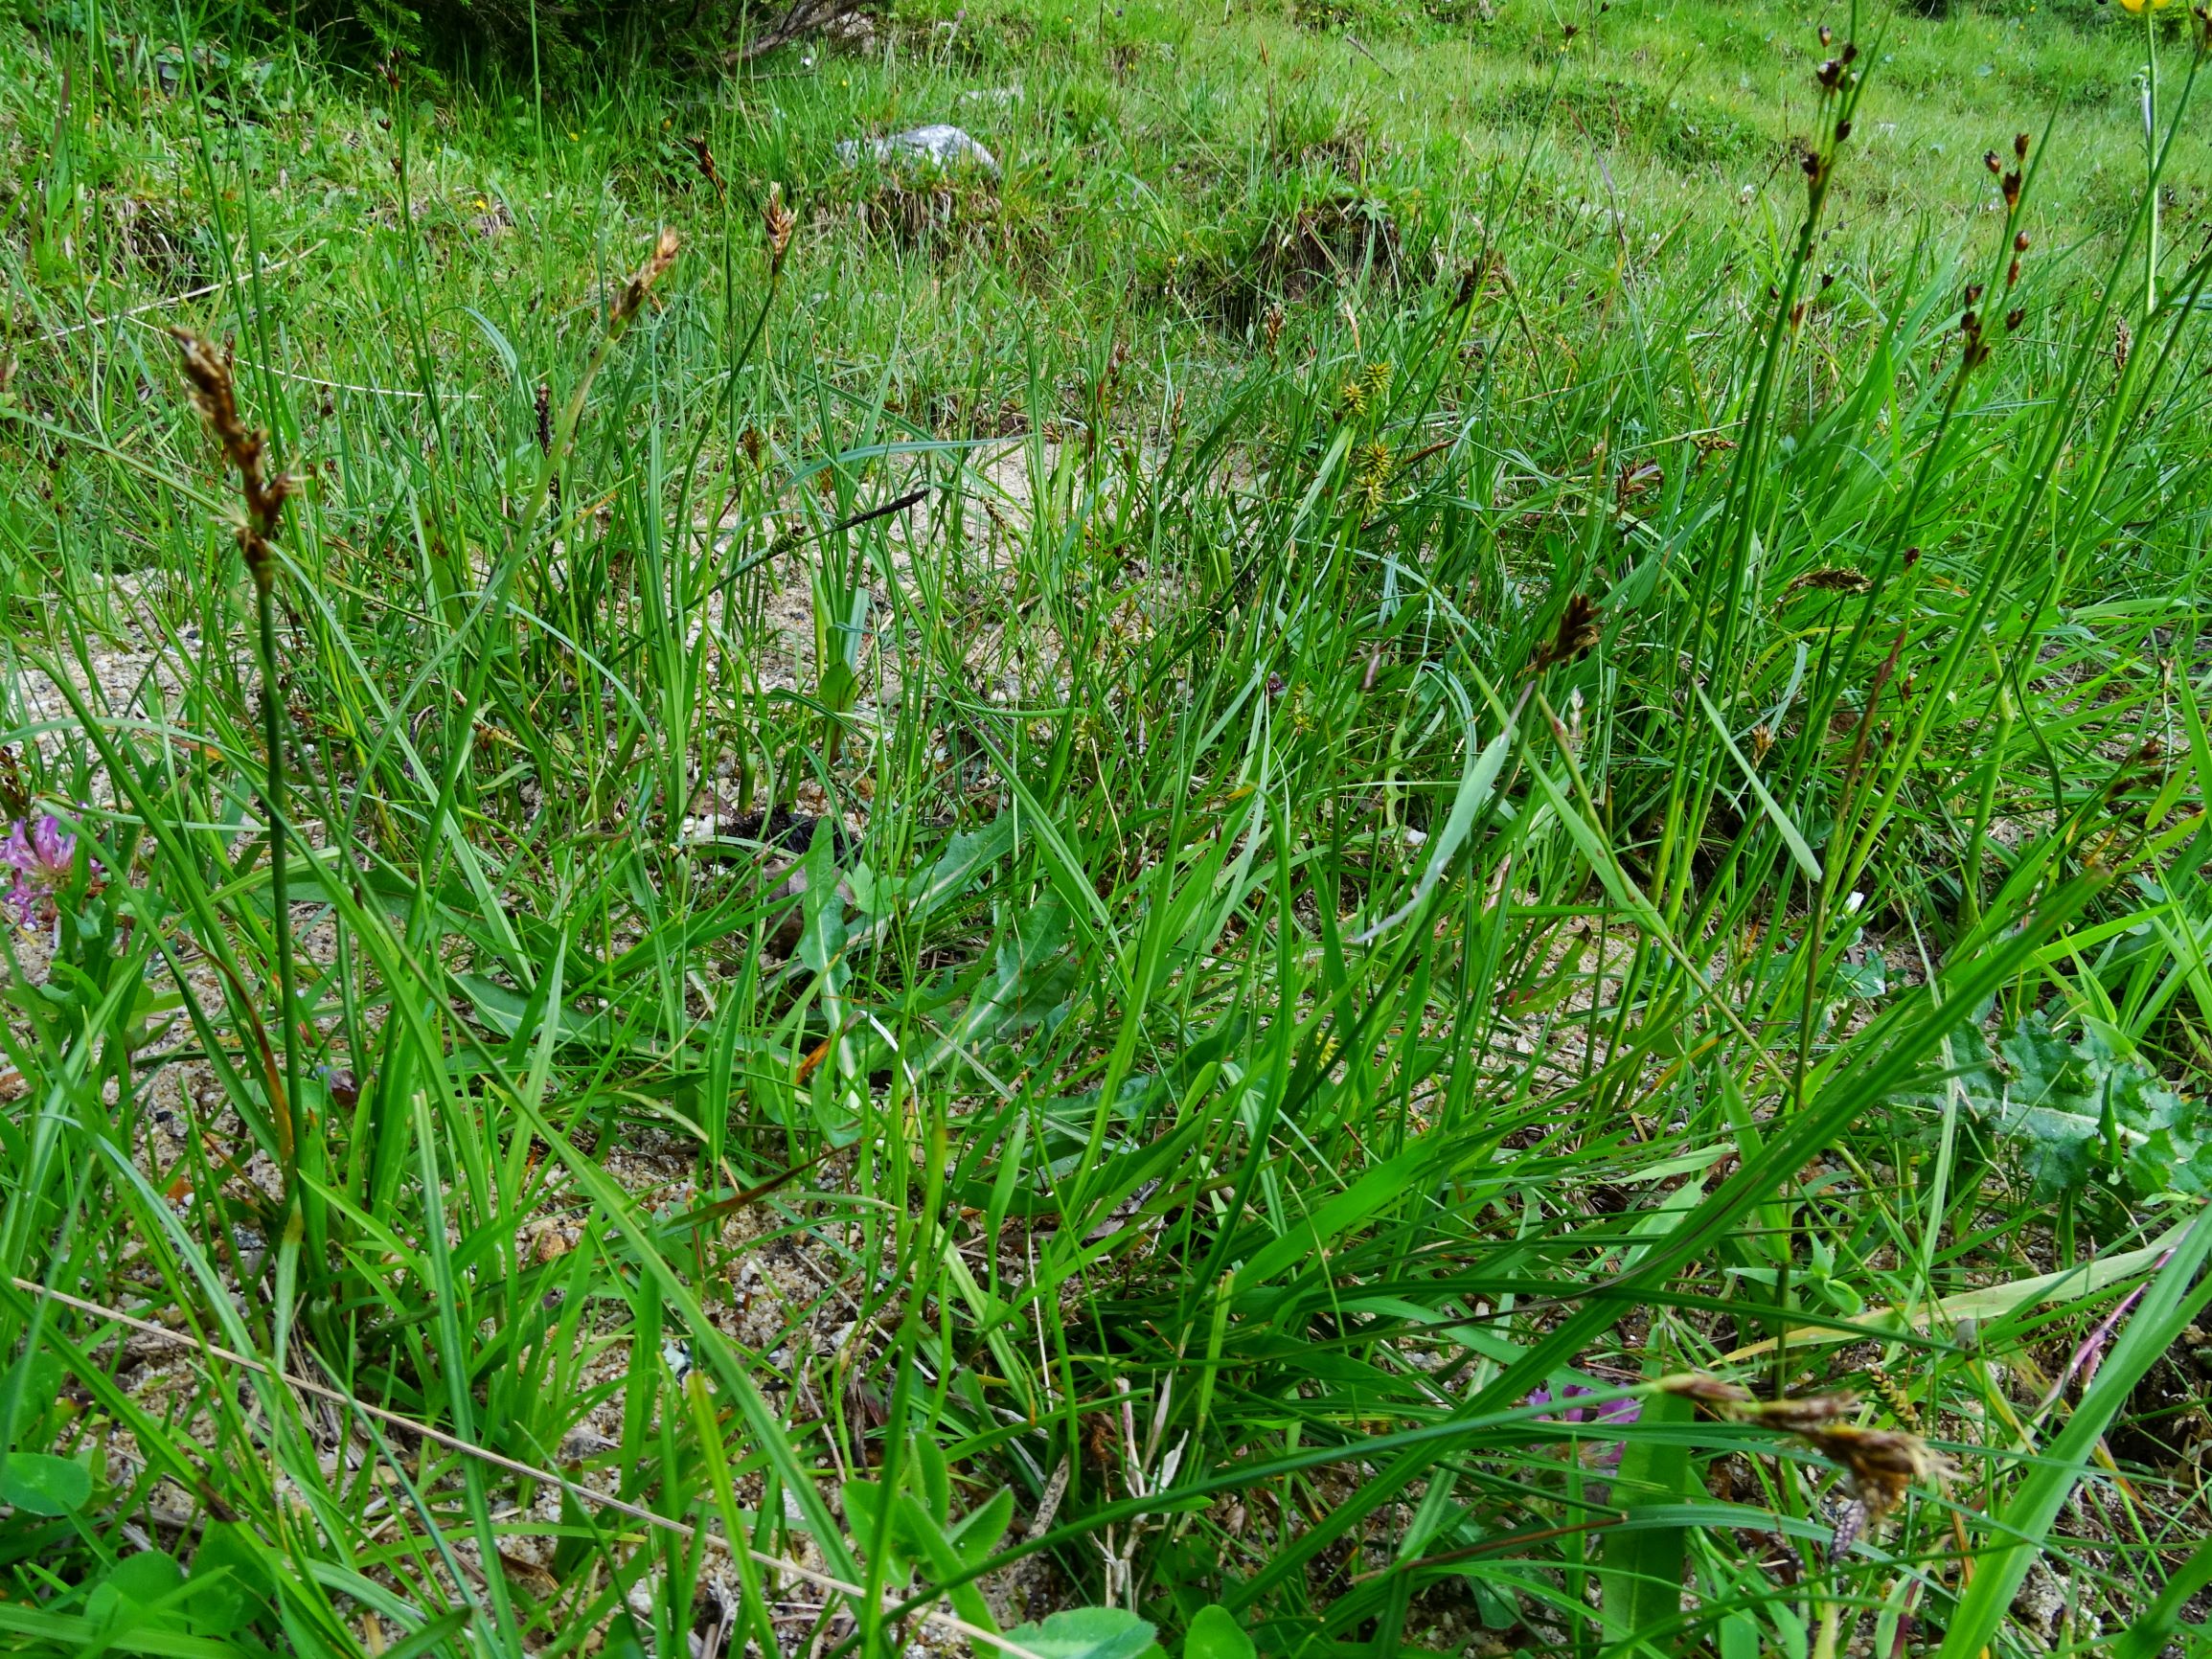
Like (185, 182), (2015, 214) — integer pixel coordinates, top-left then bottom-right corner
(1657, 1376), (1951, 1530)
(1789, 565), (1873, 595)
(1530, 592), (1602, 674)
(1657, 1373), (1755, 1406)
(687, 134), (724, 200)
(1751, 1391), (1859, 1432)
(612, 228), (681, 328)
(1829, 1499), (1866, 1562)
(1616, 458), (1662, 506)
(170, 329), (294, 585)
(1802, 148), (1829, 201)
(1796, 1424), (1955, 1525)
(763, 184), (796, 270)
(1357, 438), (1393, 509)
(1865, 1364), (1924, 1432)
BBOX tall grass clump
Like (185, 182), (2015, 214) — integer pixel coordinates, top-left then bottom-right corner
(1, 2), (2211, 1657)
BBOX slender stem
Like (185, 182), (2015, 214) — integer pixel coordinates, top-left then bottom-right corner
(254, 564), (304, 1198)
(2148, 10), (2161, 315)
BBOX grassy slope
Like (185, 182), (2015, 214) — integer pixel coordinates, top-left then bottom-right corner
(4, 0), (2212, 1656)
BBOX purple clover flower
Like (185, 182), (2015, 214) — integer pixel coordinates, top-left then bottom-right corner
(1527, 1383), (1642, 1471)
(3, 814), (87, 925)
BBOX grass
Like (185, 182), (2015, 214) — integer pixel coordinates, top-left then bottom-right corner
(3, 0), (2212, 1654)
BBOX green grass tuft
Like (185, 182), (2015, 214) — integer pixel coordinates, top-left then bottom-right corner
(3, 1), (2212, 1655)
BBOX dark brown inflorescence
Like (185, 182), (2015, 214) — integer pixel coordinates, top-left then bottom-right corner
(1531, 593), (1603, 673)
(170, 330), (294, 589)
(1659, 1375), (1955, 1528)
(613, 228), (682, 328)
(764, 185), (796, 273)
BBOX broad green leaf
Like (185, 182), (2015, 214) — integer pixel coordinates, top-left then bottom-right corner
(843, 1479), (912, 1582)
(948, 1488), (1015, 1570)
(1003, 1607), (1160, 1659)
(0, 1450), (90, 1515)
(1598, 1392), (1695, 1651)
(895, 1488), (1003, 1637)
(451, 972), (614, 1046)
(188, 1521), (276, 1610)
(88, 1551), (189, 1633)
(103, 1552), (188, 1603)
(1913, 1010), (2212, 1199)
(1182, 1604), (1255, 1659)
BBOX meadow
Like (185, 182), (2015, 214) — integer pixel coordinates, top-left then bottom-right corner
(3, 0), (2212, 1654)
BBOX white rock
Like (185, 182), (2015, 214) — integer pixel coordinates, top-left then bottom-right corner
(835, 124), (999, 176)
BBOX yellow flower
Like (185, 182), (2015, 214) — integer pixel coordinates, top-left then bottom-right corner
(2118, 0), (2172, 11)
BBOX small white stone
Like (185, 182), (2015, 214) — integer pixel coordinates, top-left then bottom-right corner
(835, 124), (999, 177)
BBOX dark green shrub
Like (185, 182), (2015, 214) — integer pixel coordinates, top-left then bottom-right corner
(320, 0), (871, 80)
